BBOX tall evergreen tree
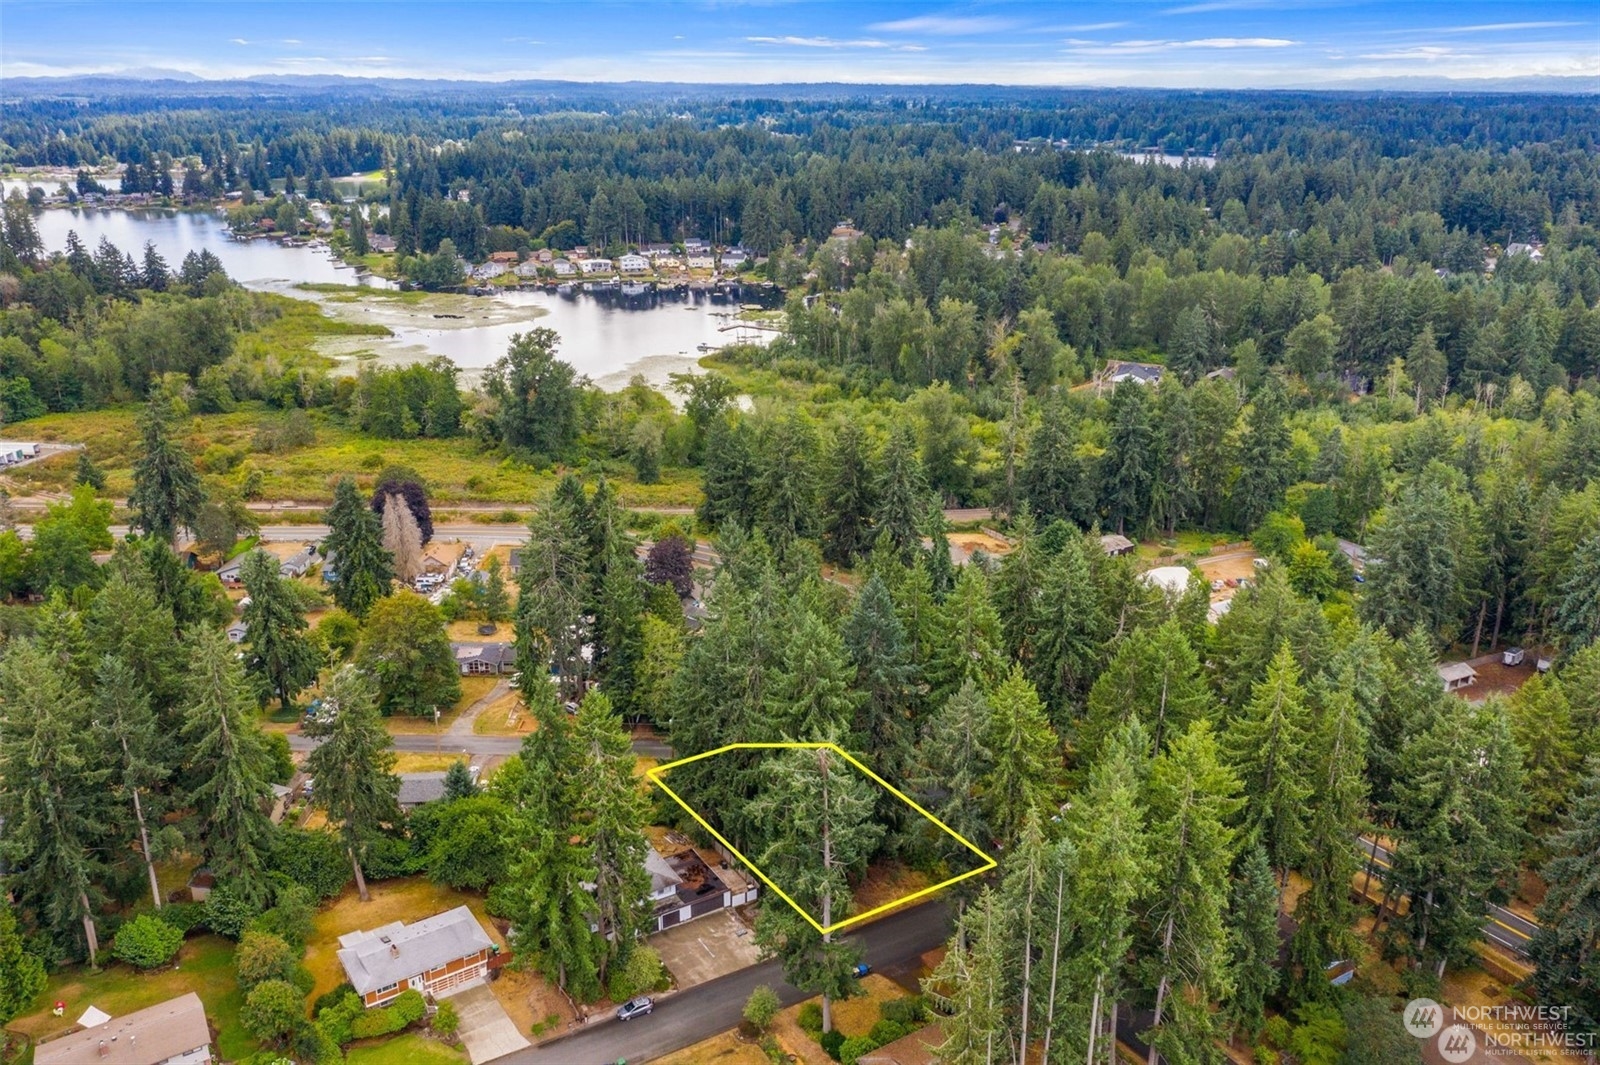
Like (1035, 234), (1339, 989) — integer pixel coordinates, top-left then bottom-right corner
(981, 665), (1060, 848)
(572, 692), (651, 984)
(1289, 673), (1369, 1003)
(875, 423), (927, 565)
(180, 630), (276, 903)
(129, 393), (202, 542)
(1231, 378), (1292, 531)
(0, 899), (47, 1039)
(913, 680), (994, 891)
(751, 744), (883, 1034)
(1105, 381), (1156, 535)
(1027, 532), (1104, 723)
(926, 890), (1011, 1065)
(1386, 698), (1524, 977)
(241, 550), (321, 710)
(1530, 757), (1600, 1034)
(821, 421), (877, 566)
(925, 566), (1006, 706)
(304, 667), (400, 903)
(1224, 643), (1313, 883)
(517, 489), (591, 701)
(1066, 721), (1151, 1065)
(1360, 470), (1468, 641)
(1226, 843), (1282, 1039)
(842, 575), (914, 780)
(323, 476), (393, 618)
(1080, 618), (1210, 765)
(1141, 720), (1243, 1065)
(93, 655), (171, 911)
(697, 417), (758, 530)
(1556, 532), (1600, 650)
(0, 640), (110, 963)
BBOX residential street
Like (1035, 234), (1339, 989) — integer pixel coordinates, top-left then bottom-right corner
(285, 731), (675, 759)
(494, 900), (951, 1064)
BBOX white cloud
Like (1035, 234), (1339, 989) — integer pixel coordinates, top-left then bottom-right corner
(1357, 46), (1464, 61)
(868, 15), (1017, 35)
(748, 35), (884, 48)
(228, 38), (249, 46)
(1160, 0), (1279, 14)
(281, 39), (302, 46)
(1060, 22), (1129, 32)
(1066, 37), (1296, 55)
(1437, 21), (1586, 34)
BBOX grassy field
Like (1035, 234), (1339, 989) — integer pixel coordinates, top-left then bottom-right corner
(392, 752), (474, 773)
(10, 934), (254, 1061)
(345, 1033), (467, 1065)
(2, 406), (704, 507)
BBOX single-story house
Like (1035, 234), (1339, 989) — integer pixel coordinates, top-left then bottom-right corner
(215, 555), (247, 585)
(551, 259), (577, 276)
(421, 541), (465, 576)
(225, 621), (247, 643)
(367, 234), (397, 253)
(470, 262), (508, 281)
(1336, 539), (1368, 570)
(34, 991), (212, 1065)
(1141, 565), (1193, 597)
(618, 253), (650, 274)
(858, 1022), (945, 1065)
(1438, 662), (1478, 693)
(1102, 360), (1164, 386)
(337, 905), (495, 1006)
(489, 251), (519, 265)
(1099, 533), (1136, 557)
(451, 641), (516, 676)
(682, 238), (709, 252)
(719, 250), (749, 269)
(514, 260), (542, 278)
(397, 767), (478, 809)
(536, 248), (554, 263)
(580, 258), (614, 275)
(279, 545), (318, 579)
(1504, 242), (1544, 263)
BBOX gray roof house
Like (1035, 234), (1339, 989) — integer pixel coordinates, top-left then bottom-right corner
(337, 905), (496, 1006)
(278, 545), (319, 579)
(33, 991), (212, 1065)
(1437, 662), (1478, 693)
(451, 641), (517, 676)
(215, 555), (248, 584)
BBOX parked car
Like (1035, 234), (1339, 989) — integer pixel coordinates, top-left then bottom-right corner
(852, 962), (872, 978)
(616, 996), (653, 1021)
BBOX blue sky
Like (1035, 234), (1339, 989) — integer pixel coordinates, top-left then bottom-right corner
(2, 1), (1595, 86)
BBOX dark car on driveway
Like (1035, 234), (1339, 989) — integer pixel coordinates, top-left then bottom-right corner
(616, 996), (654, 1021)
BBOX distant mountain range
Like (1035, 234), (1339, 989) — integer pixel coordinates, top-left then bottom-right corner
(3, 71), (1598, 99)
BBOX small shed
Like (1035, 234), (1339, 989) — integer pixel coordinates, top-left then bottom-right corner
(1502, 647), (1525, 666)
(1437, 662), (1478, 693)
(1099, 533), (1136, 557)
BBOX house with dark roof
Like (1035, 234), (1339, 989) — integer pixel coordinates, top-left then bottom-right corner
(397, 767), (477, 809)
(451, 641), (517, 676)
(33, 992), (212, 1065)
(1099, 533), (1136, 556)
(337, 905), (495, 1006)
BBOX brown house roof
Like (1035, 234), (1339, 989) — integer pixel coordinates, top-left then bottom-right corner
(33, 992), (210, 1065)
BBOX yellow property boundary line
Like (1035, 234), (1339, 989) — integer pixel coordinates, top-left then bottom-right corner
(646, 741), (996, 935)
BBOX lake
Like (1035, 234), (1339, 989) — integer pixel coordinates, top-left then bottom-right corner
(15, 202), (779, 389)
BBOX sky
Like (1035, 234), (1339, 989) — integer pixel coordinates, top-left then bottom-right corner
(2, 0), (1597, 87)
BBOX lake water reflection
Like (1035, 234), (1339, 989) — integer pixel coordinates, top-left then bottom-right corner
(17, 203), (780, 387)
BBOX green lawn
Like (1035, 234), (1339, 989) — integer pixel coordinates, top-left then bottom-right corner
(345, 1033), (467, 1065)
(10, 934), (254, 1062)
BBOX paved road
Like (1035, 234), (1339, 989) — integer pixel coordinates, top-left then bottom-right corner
(496, 900), (951, 1065)
(1358, 838), (1537, 956)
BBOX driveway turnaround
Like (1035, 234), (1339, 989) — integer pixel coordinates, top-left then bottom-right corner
(441, 980), (531, 1064)
(651, 910), (763, 988)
